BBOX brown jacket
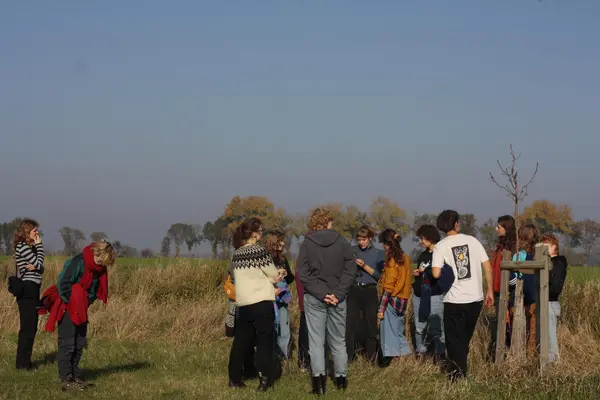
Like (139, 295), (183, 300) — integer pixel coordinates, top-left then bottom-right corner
(378, 253), (412, 299)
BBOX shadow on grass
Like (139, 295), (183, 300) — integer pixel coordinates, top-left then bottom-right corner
(32, 351), (57, 367)
(81, 362), (151, 380)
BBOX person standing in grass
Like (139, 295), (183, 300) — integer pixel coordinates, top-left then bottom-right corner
(346, 225), (384, 364)
(509, 224), (539, 358)
(298, 208), (356, 395)
(488, 215), (517, 360)
(540, 233), (568, 362)
(13, 219), (44, 370)
(412, 224), (446, 362)
(227, 218), (283, 392)
(377, 229), (412, 366)
(40, 240), (116, 392)
(432, 210), (494, 382)
(264, 231), (295, 359)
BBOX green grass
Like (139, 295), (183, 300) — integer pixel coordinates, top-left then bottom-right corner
(2, 334), (600, 400)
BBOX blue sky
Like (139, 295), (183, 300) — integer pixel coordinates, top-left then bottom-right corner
(1, 1), (599, 251)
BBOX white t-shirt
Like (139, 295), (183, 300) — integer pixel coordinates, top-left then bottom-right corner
(432, 233), (489, 304)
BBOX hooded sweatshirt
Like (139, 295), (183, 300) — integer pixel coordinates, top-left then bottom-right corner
(297, 229), (356, 302)
(549, 255), (568, 302)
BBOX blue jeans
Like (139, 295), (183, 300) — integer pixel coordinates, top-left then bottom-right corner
(304, 293), (348, 377)
(413, 294), (445, 356)
(380, 303), (411, 357)
(549, 301), (560, 362)
(277, 304), (290, 359)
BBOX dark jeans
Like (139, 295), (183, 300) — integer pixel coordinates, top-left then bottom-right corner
(444, 301), (482, 380)
(298, 311), (310, 369)
(346, 284), (378, 362)
(16, 281), (40, 369)
(228, 301), (275, 383)
(58, 311), (88, 381)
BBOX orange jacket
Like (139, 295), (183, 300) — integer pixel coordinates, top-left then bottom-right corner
(378, 253), (411, 299)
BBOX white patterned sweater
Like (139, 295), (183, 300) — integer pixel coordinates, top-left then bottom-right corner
(230, 244), (279, 307)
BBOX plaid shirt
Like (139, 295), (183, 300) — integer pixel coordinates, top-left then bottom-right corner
(378, 291), (408, 315)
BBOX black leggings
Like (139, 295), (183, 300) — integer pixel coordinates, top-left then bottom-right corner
(16, 281), (40, 369)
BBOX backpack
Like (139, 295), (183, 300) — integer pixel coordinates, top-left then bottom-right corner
(223, 274), (236, 301)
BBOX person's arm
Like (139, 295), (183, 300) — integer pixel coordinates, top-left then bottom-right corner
(58, 257), (81, 303)
(298, 242), (330, 301)
(431, 247), (443, 279)
(283, 258), (295, 285)
(333, 240), (358, 301)
(257, 248), (279, 281)
(477, 240), (494, 307)
(378, 291), (390, 318)
(16, 243), (44, 274)
(549, 257), (567, 299)
(370, 251), (385, 280)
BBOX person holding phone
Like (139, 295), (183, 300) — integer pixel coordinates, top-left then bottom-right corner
(13, 218), (45, 370)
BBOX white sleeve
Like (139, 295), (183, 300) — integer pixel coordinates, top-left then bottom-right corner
(432, 246), (444, 269)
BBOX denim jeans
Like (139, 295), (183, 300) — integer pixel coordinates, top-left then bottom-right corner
(277, 304), (290, 359)
(413, 294), (445, 356)
(380, 303), (411, 357)
(549, 301), (561, 362)
(304, 293), (348, 377)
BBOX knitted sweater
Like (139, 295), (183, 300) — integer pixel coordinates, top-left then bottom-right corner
(230, 244), (279, 307)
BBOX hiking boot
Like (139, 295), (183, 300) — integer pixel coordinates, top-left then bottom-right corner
(228, 380), (246, 388)
(311, 375), (325, 395)
(61, 380), (86, 392)
(335, 376), (348, 390)
(256, 376), (273, 392)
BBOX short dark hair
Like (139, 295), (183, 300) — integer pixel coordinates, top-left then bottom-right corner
(416, 224), (441, 244)
(356, 225), (375, 239)
(437, 210), (460, 233)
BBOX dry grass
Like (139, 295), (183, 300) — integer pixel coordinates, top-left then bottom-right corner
(1, 257), (600, 399)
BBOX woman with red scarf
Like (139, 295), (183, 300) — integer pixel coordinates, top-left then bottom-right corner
(39, 240), (116, 392)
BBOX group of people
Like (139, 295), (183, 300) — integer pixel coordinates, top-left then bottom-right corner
(9, 219), (117, 392)
(224, 209), (569, 394)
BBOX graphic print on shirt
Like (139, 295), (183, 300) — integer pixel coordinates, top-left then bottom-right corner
(418, 260), (431, 270)
(452, 245), (472, 280)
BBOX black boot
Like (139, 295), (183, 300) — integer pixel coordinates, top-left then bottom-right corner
(311, 375), (326, 395)
(228, 380), (246, 388)
(335, 376), (348, 390)
(257, 376), (272, 392)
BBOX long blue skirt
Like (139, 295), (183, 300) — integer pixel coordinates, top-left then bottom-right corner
(380, 303), (411, 357)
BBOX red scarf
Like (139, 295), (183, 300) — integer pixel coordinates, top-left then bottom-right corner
(39, 245), (108, 331)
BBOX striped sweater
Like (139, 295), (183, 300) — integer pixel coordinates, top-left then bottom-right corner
(15, 241), (45, 284)
(230, 244), (279, 307)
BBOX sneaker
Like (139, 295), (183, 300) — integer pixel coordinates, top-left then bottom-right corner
(72, 378), (94, 389)
(61, 380), (86, 392)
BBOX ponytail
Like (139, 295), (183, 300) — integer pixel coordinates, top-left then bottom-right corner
(233, 218), (262, 249)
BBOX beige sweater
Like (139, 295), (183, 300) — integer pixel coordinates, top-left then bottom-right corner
(230, 244), (279, 307)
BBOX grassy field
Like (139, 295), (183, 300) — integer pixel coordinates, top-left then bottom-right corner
(1, 257), (600, 399)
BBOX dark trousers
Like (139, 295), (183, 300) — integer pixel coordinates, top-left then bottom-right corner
(58, 312), (88, 381)
(16, 281), (40, 369)
(298, 311), (310, 369)
(346, 284), (378, 362)
(444, 301), (482, 380)
(228, 301), (275, 383)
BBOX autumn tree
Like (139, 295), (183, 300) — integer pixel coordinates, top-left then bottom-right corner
(570, 219), (600, 265)
(520, 200), (573, 235)
(160, 236), (171, 257)
(479, 218), (498, 252)
(369, 196), (408, 237)
(59, 226), (86, 256)
(460, 213), (479, 237)
(166, 223), (190, 257)
(90, 232), (108, 242)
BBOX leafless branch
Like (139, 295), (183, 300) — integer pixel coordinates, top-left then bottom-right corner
(517, 162), (539, 201)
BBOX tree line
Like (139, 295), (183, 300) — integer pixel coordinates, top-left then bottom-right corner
(158, 195), (600, 265)
(1, 198), (598, 264)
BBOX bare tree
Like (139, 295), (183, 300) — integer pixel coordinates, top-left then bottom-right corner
(490, 144), (539, 248)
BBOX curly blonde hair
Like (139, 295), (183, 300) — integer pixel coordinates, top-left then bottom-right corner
(308, 208), (333, 231)
(91, 240), (117, 267)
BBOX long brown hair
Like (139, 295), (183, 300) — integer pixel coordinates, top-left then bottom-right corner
(497, 215), (516, 253)
(378, 229), (404, 267)
(518, 223), (540, 255)
(264, 230), (286, 265)
(12, 219), (39, 253)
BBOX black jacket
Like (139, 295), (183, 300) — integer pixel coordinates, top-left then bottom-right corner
(297, 229), (356, 302)
(549, 255), (568, 302)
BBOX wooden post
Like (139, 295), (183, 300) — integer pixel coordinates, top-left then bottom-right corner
(495, 250), (511, 363)
(535, 243), (551, 371)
